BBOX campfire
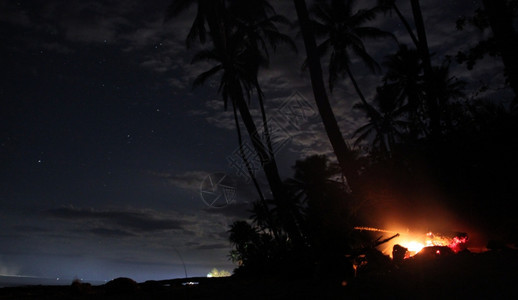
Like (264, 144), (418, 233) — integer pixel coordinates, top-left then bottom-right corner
(354, 226), (470, 259)
(396, 231), (469, 258)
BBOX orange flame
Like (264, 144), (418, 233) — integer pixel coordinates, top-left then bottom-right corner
(354, 226), (469, 258)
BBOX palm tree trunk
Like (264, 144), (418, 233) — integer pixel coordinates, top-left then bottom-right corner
(392, 3), (419, 47)
(234, 89), (283, 198)
(345, 66), (387, 154)
(232, 97), (283, 242)
(482, 0), (518, 102)
(345, 66), (369, 108)
(232, 82), (303, 244)
(232, 99), (266, 203)
(257, 92), (277, 168)
(410, 0), (440, 138)
(293, 0), (357, 190)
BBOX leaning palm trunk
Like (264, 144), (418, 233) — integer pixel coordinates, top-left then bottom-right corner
(386, 1), (419, 47)
(232, 83), (282, 197)
(293, 0), (357, 190)
(345, 66), (385, 148)
(257, 93), (277, 166)
(232, 99), (266, 204)
(345, 66), (370, 108)
(232, 82), (303, 244)
(232, 100), (283, 242)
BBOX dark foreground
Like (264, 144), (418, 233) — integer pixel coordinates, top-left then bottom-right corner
(1, 249), (517, 299)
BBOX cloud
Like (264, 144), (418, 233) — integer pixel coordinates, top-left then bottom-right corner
(0, 2), (32, 28)
(187, 99), (237, 130)
(150, 170), (209, 191)
(89, 228), (136, 238)
(202, 202), (251, 219)
(48, 206), (192, 234)
(195, 243), (229, 250)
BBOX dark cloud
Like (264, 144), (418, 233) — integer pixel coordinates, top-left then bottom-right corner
(150, 170), (209, 191)
(48, 206), (191, 233)
(89, 227), (136, 238)
(195, 243), (229, 251)
(11, 225), (49, 234)
(202, 202), (251, 219)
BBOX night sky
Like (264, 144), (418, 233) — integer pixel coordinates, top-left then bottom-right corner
(0, 0), (510, 283)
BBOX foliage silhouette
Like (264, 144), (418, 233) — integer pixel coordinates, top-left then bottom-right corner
(166, 0), (518, 281)
(310, 0), (394, 94)
(457, 0), (518, 102)
(294, 0), (362, 191)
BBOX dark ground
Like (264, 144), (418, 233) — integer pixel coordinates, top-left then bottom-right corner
(1, 249), (517, 299)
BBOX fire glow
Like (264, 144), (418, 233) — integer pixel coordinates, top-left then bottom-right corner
(398, 232), (468, 257)
(354, 227), (469, 258)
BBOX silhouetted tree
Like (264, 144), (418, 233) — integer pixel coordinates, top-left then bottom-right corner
(228, 220), (261, 268)
(310, 0), (393, 98)
(293, 0), (360, 191)
(166, 0), (226, 48)
(168, 1), (299, 229)
(191, 33), (290, 206)
(430, 62), (466, 132)
(353, 85), (409, 158)
(285, 155), (356, 279)
(482, 0), (518, 101)
(383, 44), (425, 139)
(409, 0), (441, 138)
(377, 0), (419, 46)
(227, 0), (297, 178)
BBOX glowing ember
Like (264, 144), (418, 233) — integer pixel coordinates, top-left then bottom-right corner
(398, 232), (469, 258)
(403, 241), (425, 253)
(354, 226), (469, 258)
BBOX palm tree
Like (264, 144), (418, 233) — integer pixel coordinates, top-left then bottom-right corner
(377, 0), (419, 47)
(166, 0), (226, 48)
(293, 0), (360, 190)
(228, 220), (261, 266)
(226, 0), (297, 171)
(310, 0), (394, 98)
(353, 85), (409, 158)
(430, 63), (466, 132)
(171, 0), (306, 244)
(284, 155), (355, 276)
(383, 44), (426, 139)
(231, 96), (266, 204)
(409, 0), (441, 137)
(378, 0), (441, 137)
(191, 34), (286, 202)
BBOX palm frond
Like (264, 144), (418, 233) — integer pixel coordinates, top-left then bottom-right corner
(190, 49), (219, 64)
(192, 65), (223, 89)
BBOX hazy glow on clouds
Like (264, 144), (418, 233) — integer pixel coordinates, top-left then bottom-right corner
(0, 259), (20, 276)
